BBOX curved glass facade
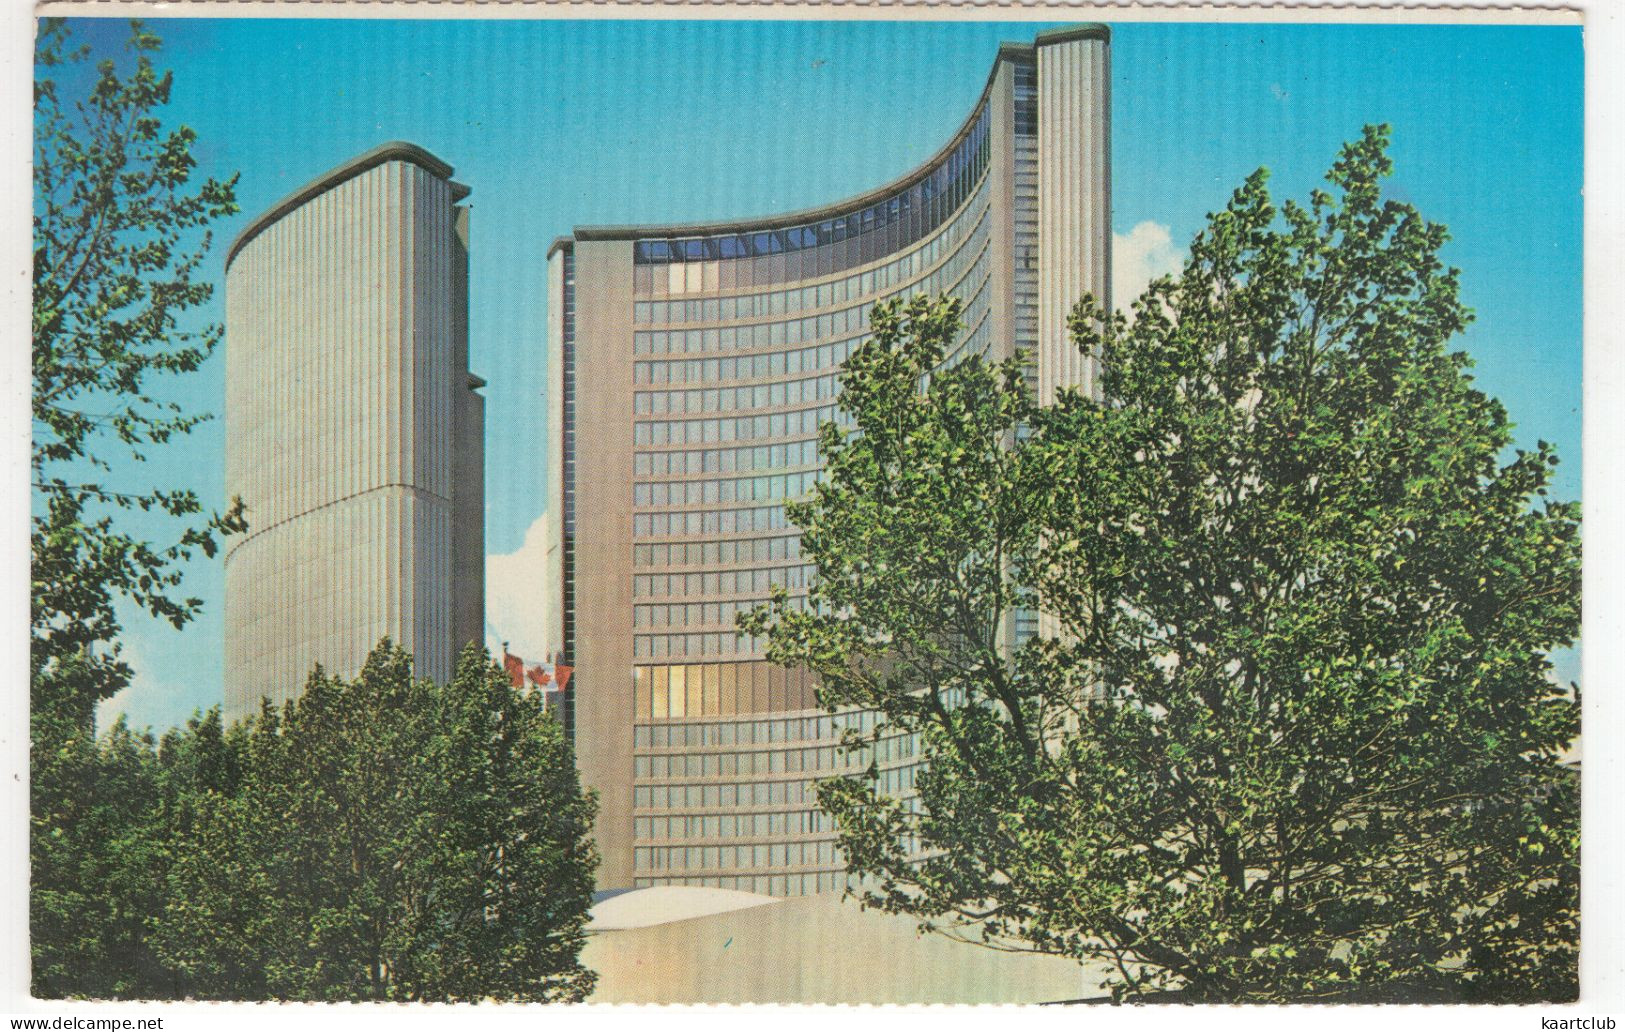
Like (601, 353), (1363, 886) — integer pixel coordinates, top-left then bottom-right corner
(630, 710), (922, 894)
(549, 26), (1110, 893)
(616, 85), (997, 895)
(630, 104), (989, 284)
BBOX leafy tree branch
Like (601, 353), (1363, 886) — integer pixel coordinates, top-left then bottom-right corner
(745, 125), (1579, 1003)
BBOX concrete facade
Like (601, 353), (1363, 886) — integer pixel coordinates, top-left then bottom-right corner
(223, 143), (485, 720)
(550, 26), (1112, 895)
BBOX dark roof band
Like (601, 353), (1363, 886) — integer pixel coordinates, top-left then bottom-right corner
(225, 141), (465, 270)
(561, 26), (1108, 247)
(568, 42), (1025, 245)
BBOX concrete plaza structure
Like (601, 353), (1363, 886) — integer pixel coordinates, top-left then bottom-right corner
(548, 26), (1111, 894)
(222, 143), (485, 720)
(582, 885), (1108, 1003)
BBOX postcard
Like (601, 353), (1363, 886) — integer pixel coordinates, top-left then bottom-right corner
(21, 2), (1592, 1014)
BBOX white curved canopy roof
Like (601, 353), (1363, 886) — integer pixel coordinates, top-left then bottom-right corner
(587, 885), (783, 931)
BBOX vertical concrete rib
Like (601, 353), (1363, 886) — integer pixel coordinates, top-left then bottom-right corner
(545, 248), (567, 659)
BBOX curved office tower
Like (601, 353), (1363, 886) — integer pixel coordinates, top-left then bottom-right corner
(223, 143), (485, 721)
(549, 26), (1110, 893)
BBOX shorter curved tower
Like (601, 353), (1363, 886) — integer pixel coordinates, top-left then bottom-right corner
(223, 142), (485, 720)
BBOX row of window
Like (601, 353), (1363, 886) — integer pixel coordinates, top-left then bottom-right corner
(636, 337), (858, 387)
(633, 654), (817, 716)
(632, 470), (824, 509)
(559, 250), (579, 739)
(633, 195), (969, 300)
(632, 872), (852, 897)
(635, 779), (815, 811)
(638, 372), (841, 419)
(633, 165), (978, 267)
(634, 597), (809, 631)
(633, 504), (789, 539)
(634, 533), (803, 569)
(634, 405), (848, 448)
(634, 736), (918, 782)
(634, 306), (869, 356)
(1013, 57), (1037, 135)
(635, 631), (763, 660)
(635, 839), (844, 873)
(636, 145), (984, 276)
(636, 747), (848, 781)
(634, 440), (821, 480)
(631, 191), (991, 331)
(632, 562), (814, 600)
(632, 706), (902, 750)
(632, 764), (918, 811)
(635, 808), (840, 842)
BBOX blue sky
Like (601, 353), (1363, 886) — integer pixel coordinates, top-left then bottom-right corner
(48, 17), (1582, 733)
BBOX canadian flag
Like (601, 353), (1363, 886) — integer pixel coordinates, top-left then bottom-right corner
(551, 657), (574, 693)
(501, 649), (573, 695)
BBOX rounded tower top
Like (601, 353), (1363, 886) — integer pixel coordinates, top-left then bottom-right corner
(225, 140), (466, 271)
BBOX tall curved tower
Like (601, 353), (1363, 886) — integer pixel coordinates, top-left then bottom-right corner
(223, 142), (485, 721)
(549, 26), (1110, 892)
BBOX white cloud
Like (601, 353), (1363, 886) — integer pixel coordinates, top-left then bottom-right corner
(1113, 220), (1183, 316)
(485, 512), (553, 662)
(95, 632), (190, 735)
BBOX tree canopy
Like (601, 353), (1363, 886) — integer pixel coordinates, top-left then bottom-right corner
(30, 25), (599, 1001)
(155, 642), (600, 1002)
(34, 642), (601, 1002)
(744, 125), (1580, 1003)
(32, 18), (246, 992)
(32, 18), (245, 723)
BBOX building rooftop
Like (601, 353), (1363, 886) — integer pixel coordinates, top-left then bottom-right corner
(557, 26), (1108, 249)
(226, 140), (468, 270)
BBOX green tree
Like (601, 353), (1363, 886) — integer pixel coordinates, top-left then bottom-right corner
(745, 126), (1580, 1002)
(29, 717), (164, 997)
(30, 707), (248, 999)
(32, 18), (244, 996)
(156, 642), (600, 1002)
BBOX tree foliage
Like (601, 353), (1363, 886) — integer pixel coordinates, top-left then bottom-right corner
(30, 23), (600, 1002)
(32, 18), (246, 992)
(34, 642), (600, 1001)
(154, 642), (599, 1002)
(32, 18), (245, 717)
(744, 126), (1580, 1002)
(30, 717), (169, 997)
